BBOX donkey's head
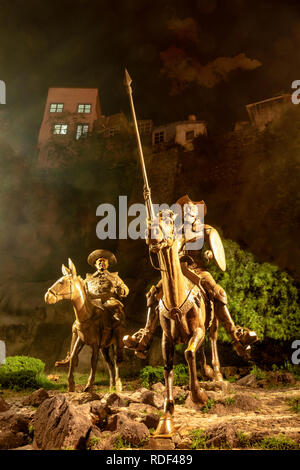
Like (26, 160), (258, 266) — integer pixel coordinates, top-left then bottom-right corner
(45, 258), (78, 305)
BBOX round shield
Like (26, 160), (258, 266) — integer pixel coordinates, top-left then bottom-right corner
(209, 228), (226, 272)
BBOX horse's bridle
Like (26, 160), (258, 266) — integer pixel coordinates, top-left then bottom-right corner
(47, 276), (73, 301)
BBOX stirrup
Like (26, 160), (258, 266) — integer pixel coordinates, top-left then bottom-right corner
(235, 327), (258, 347)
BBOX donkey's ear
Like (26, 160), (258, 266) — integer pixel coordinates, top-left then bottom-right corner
(68, 258), (77, 277)
(62, 264), (70, 276)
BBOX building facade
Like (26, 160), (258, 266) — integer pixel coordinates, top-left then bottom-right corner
(152, 115), (207, 151)
(246, 94), (292, 131)
(37, 87), (101, 167)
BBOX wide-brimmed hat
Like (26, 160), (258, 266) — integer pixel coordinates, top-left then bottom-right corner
(175, 195), (207, 216)
(87, 249), (117, 267)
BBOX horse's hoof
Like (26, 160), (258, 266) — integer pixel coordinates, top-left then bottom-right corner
(201, 365), (214, 381)
(116, 380), (122, 393)
(153, 412), (176, 438)
(68, 385), (75, 392)
(55, 359), (70, 367)
(214, 372), (224, 381)
(84, 386), (92, 393)
(191, 387), (208, 404)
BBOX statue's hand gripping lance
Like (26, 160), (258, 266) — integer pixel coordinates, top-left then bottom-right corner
(124, 69), (154, 223)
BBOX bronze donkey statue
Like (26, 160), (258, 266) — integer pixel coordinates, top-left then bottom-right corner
(45, 259), (123, 393)
(147, 210), (223, 437)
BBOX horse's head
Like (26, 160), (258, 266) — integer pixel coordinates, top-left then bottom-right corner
(147, 209), (178, 253)
(45, 258), (78, 305)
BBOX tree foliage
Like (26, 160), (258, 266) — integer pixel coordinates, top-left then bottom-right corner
(208, 239), (300, 342)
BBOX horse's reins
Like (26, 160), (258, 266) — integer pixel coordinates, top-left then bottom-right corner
(47, 277), (73, 300)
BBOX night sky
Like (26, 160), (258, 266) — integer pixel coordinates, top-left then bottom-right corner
(1, 0), (300, 152)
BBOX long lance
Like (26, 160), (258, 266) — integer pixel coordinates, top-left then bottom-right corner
(124, 69), (155, 221)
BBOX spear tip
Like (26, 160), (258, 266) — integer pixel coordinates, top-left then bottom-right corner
(124, 68), (132, 88)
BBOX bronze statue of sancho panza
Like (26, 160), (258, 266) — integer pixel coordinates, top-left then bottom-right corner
(55, 249), (129, 366)
(123, 195), (257, 361)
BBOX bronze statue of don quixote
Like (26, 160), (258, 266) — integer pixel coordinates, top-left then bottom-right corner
(44, 70), (257, 439)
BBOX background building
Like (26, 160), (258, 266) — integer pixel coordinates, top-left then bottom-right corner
(246, 94), (292, 131)
(152, 115), (207, 151)
(37, 87), (101, 167)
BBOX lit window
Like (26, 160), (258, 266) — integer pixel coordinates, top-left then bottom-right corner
(53, 124), (68, 135)
(78, 104), (91, 113)
(50, 103), (64, 113)
(186, 130), (195, 141)
(76, 124), (89, 140)
(154, 131), (164, 144)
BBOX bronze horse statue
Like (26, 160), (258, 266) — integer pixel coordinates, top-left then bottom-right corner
(147, 210), (223, 437)
(45, 259), (123, 393)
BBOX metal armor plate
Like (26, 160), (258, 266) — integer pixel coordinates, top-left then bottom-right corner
(209, 228), (226, 272)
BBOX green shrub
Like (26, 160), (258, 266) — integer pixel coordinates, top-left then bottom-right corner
(288, 396), (300, 414)
(250, 365), (267, 380)
(189, 429), (208, 449)
(140, 365), (164, 388)
(0, 356), (54, 390)
(202, 398), (216, 413)
(209, 239), (300, 343)
(140, 363), (190, 388)
(256, 435), (299, 450)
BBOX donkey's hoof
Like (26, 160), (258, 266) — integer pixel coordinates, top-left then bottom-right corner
(84, 385), (93, 393)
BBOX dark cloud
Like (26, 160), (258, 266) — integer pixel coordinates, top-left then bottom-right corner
(160, 46), (261, 94)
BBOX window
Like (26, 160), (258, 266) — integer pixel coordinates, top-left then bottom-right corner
(78, 104), (91, 113)
(53, 124), (68, 135)
(50, 103), (64, 113)
(185, 130), (195, 141)
(154, 131), (164, 144)
(76, 124), (89, 140)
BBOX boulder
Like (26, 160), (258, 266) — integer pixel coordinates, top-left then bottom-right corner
(33, 394), (94, 450)
(0, 409), (34, 450)
(0, 397), (10, 412)
(151, 382), (165, 394)
(143, 437), (175, 450)
(140, 412), (160, 430)
(105, 412), (129, 432)
(89, 401), (109, 428)
(0, 430), (29, 450)
(22, 388), (49, 407)
(236, 374), (258, 388)
(206, 423), (239, 449)
(118, 418), (149, 446)
(105, 393), (126, 408)
(66, 391), (102, 405)
(140, 390), (164, 409)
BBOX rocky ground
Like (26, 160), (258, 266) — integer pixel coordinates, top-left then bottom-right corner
(0, 369), (299, 451)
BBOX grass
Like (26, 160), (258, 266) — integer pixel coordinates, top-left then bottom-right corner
(224, 396), (235, 406)
(250, 365), (267, 380)
(113, 436), (131, 449)
(287, 396), (300, 414)
(189, 429), (208, 449)
(255, 435), (299, 450)
(202, 398), (216, 413)
(236, 430), (250, 447)
(88, 436), (102, 450)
